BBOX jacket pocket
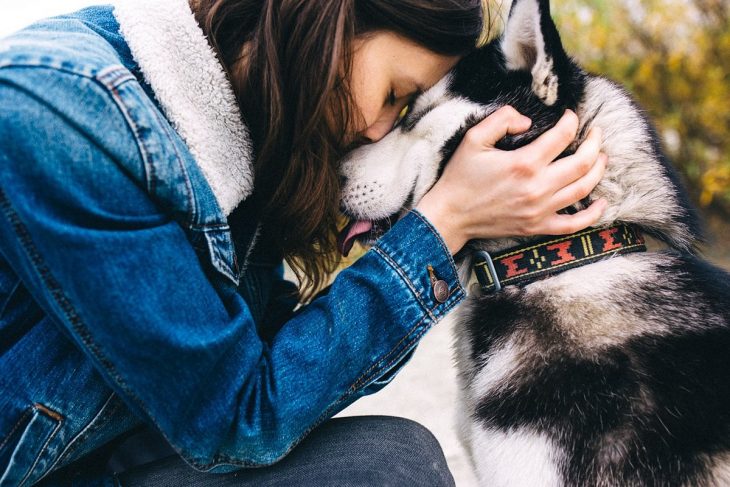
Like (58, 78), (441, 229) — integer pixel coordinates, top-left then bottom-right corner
(0, 403), (63, 487)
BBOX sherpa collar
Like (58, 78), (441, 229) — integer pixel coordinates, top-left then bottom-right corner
(113, 0), (253, 215)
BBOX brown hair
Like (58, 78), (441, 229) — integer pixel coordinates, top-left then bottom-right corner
(193, 0), (484, 301)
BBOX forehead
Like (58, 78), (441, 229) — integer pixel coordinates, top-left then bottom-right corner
(352, 31), (460, 88)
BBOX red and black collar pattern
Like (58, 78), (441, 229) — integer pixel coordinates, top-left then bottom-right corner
(473, 224), (646, 293)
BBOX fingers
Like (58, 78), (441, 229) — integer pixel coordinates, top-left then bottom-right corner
(515, 110), (579, 166)
(547, 126), (603, 189)
(549, 152), (607, 212)
(540, 199), (608, 235)
(463, 106), (532, 149)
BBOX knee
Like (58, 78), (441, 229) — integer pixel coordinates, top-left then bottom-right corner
(328, 416), (454, 487)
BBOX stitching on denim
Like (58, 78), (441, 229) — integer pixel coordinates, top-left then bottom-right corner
(0, 408), (32, 452)
(0, 189), (248, 473)
(358, 319), (434, 388)
(44, 392), (120, 477)
(429, 287), (465, 319)
(0, 61), (97, 79)
(355, 292), (463, 389)
(372, 247), (431, 317)
(99, 77), (158, 200)
(204, 310), (431, 468)
(0, 190), (158, 448)
(349, 311), (430, 392)
(96, 66), (198, 227)
(367, 290), (463, 386)
(0, 277), (21, 318)
(96, 66), (135, 88)
(17, 405), (64, 487)
(410, 209), (465, 293)
(148, 102), (197, 227)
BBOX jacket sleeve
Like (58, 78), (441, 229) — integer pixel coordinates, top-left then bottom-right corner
(0, 69), (465, 471)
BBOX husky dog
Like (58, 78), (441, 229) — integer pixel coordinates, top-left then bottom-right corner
(338, 0), (730, 485)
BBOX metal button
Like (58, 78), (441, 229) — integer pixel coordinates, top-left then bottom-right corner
(433, 280), (449, 303)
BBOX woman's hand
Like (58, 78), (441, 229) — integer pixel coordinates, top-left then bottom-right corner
(416, 106), (608, 254)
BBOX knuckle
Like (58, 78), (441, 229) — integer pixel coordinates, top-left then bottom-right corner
(463, 128), (481, 146)
(578, 153), (595, 173)
(559, 124), (577, 145)
(565, 110), (580, 128)
(521, 205), (542, 222)
(497, 105), (519, 119)
(575, 183), (593, 201)
(512, 158), (537, 177)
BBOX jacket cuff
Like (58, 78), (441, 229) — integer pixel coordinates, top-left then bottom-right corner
(373, 209), (465, 320)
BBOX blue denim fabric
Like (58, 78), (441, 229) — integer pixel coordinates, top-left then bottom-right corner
(0, 6), (465, 486)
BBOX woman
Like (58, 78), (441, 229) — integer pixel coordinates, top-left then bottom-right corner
(0, 0), (607, 485)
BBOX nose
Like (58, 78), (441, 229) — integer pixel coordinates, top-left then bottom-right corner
(362, 119), (393, 143)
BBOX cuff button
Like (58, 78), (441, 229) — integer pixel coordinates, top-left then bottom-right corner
(427, 265), (449, 303)
(433, 280), (449, 303)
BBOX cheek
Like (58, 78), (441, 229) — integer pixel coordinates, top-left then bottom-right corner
(351, 91), (380, 134)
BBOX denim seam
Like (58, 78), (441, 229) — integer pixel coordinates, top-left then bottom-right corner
(371, 246), (432, 318)
(42, 392), (120, 479)
(342, 246), (436, 389)
(0, 61), (97, 79)
(96, 65), (196, 228)
(148, 100), (198, 227)
(17, 405), (64, 487)
(0, 188), (263, 472)
(410, 209), (465, 294)
(204, 303), (435, 468)
(96, 65), (135, 88)
(0, 408), (32, 453)
(98, 74), (159, 202)
(429, 287), (465, 319)
(355, 291), (463, 389)
(0, 277), (21, 318)
(350, 310), (430, 392)
(0, 189), (167, 458)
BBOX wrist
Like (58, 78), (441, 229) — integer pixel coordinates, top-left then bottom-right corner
(415, 194), (467, 254)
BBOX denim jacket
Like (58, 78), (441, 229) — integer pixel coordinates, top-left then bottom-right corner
(0, 1), (465, 484)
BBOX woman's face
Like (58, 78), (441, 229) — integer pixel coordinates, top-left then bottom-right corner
(348, 31), (460, 145)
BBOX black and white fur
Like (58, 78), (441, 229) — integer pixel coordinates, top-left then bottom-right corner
(339, 1), (730, 485)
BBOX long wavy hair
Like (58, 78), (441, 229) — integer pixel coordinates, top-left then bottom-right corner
(193, 0), (485, 300)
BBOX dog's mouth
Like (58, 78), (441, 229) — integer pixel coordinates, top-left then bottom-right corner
(337, 215), (397, 257)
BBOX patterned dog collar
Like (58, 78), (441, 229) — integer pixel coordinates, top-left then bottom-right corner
(473, 224), (647, 293)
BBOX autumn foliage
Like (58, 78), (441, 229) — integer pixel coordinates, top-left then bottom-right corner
(542, 0), (730, 213)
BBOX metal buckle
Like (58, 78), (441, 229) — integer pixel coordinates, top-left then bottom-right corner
(472, 250), (502, 293)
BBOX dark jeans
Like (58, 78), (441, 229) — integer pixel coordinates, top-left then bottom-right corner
(45, 416), (454, 486)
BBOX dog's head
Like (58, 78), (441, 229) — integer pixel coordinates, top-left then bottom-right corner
(338, 0), (700, 257)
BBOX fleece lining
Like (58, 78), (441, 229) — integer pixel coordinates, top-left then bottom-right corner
(113, 0), (253, 215)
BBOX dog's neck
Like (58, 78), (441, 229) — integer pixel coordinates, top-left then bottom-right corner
(467, 223), (647, 293)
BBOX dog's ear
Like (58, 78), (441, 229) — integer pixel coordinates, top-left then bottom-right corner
(500, 0), (569, 106)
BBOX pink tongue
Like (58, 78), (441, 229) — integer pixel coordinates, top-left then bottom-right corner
(338, 220), (373, 257)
